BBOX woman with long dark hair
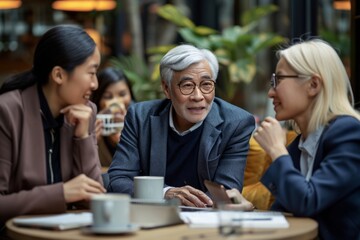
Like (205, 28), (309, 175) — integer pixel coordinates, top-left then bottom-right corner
(0, 25), (105, 228)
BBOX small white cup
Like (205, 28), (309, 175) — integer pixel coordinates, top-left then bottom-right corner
(133, 176), (164, 201)
(91, 194), (130, 230)
(96, 114), (124, 136)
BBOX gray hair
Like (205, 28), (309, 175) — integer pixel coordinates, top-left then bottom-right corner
(160, 44), (219, 85)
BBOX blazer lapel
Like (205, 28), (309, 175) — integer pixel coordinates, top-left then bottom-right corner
(60, 123), (75, 180)
(313, 124), (330, 171)
(149, 105), (169, 176)
(288, 136), (301, 170)
(198, 104), (223, 183)
(22, 85), (47, 184)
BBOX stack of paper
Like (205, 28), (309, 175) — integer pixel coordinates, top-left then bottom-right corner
(180, 211), (289, 228)
(13, 212), (92, 230)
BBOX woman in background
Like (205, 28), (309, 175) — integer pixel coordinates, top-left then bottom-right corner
(91, 67), (135, 166)
(0, 25), (105, 229)
(253, 39), (360, 239)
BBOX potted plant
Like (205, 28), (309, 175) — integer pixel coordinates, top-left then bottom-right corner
(110, 3), (285, 105)
(150, 4), (285, 104)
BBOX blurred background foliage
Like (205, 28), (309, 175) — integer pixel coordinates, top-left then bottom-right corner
(110, 3), (285, 104)
(0, 0), (354, 116)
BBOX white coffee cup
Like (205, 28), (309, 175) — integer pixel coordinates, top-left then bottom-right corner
(133, 176), (164, 200)
(96, 114), (124, 136)
(91, 193), (130, 230)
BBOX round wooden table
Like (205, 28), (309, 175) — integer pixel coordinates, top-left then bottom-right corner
(6, 216), (317, 240)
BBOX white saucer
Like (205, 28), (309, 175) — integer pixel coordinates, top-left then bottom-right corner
(82, 224), (139, 235)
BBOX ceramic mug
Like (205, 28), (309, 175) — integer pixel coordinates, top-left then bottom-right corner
(96, 114), (124, 136)
(133, 176), (164, 201)
(91, 193), (130, 230)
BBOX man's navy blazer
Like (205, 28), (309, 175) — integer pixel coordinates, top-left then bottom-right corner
(108, 97), (255, 195)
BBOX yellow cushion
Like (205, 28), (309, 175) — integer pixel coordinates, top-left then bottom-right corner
(244, 137), (269, 186)
(242, 131), (298, 210)
(243, 182), (274, 210)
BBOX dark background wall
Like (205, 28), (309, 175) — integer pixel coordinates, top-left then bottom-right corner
(351, 0), (360, 108)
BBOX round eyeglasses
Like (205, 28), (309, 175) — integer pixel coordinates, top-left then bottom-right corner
(177, 80), (215, 95)
(270, 73), (311, 89)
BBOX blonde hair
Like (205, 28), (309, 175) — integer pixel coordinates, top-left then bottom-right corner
(277, 39), (360, 133)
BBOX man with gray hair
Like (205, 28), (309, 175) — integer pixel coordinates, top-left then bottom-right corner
(108, 44), (255, 207)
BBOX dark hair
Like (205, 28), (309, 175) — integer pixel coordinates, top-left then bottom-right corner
(91, 67), (135, 110)
(0, 24), (96, 94)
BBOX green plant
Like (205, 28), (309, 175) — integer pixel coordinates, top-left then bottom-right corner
(150, 4), (285, 103)
(110, 4), (285, 104)
(109, 54), (163, 101)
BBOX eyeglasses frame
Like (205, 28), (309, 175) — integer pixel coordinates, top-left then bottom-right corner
(270, 73), (312, 89)
(177, 80), (216, 95)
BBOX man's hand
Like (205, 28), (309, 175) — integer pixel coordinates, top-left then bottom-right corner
(165, 185), (213, 208)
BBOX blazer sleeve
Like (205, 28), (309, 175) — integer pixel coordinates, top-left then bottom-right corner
(107, 105), (141, 194)
(212, 112), (255, 191)
(261, 116), (360, 216)
(0, 93), (66, 223)
(70, 102), (103, 185)
(0, 96), (102, 223)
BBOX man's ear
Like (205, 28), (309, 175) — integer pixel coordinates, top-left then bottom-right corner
(50, 66), (65, 85)
(308, 75), (322, 97)
(161, 80), (171, 99)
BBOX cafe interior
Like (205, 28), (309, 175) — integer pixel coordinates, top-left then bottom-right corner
(1, 0), (360, 239)
(0, 0), (359, 112)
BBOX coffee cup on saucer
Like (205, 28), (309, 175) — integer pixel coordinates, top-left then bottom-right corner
(89, 193), (138, 234)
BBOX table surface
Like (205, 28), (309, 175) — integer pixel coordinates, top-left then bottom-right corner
(6, 215), (318, 240)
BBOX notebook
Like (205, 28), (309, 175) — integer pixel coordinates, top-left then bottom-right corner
(180, 211), (289, 228)
(13, 212), (92, 230)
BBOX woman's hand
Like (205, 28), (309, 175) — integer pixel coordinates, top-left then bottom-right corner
(108, 132), (121, 146)
(63, 174), (106, 203)
(253, 117), (288, 161)
(165, 185), (213, 208)
(225, 189), (255, 211)
(96, 101), (126, 143)
(60, 104), (93, 139)
(95, 118), (103, 141)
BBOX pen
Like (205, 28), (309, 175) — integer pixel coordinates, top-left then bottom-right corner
(232, 218), (272, 221)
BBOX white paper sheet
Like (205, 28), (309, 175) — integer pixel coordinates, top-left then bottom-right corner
(180, 211), (289, 228)
(13, 212), (92, 230)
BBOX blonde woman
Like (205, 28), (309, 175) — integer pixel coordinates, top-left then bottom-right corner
(254, 39), (360, 239)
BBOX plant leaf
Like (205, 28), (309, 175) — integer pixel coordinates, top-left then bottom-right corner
(193, 26), (218, 36)
(157, 4), (195, 28)
(250, 33), (285, 53)
(178, 28), (212, 49)
(214, 49), (231, 65)
(229, 59), (256, 84)
(241, 4), (278, 26)
(222, 26), (245, 42)
(146, 45), (176, 55)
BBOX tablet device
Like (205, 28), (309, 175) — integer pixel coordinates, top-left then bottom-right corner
(178, 205), (214, 212)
